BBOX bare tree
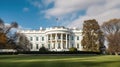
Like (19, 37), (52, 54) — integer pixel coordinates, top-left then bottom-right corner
(16, 33), (31, 51)
(0, 18), (19, 49)
(101, 19), (120, 55)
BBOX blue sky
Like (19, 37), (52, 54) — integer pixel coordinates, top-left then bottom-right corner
(0, 0), (120, 29)
(0, 0), (58, 29)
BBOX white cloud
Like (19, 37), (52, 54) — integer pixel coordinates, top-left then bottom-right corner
(67, 0), (120, 28)
(42, 0), (54, 6)
(28, 0), (42, 8)
(28, 0), (120, 28)
(45, 0), (104, 17)
(67, 8), (120, 28)
(23, 7), (29, 12)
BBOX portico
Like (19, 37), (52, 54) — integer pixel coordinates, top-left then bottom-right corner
(47, 33), (70, 51)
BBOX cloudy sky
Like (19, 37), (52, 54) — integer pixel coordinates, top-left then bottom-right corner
(0, 0), (120, 29)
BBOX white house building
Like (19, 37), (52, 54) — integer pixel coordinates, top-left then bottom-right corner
(18, 26), (83, 51)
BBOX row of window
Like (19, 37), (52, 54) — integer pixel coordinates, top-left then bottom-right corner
(31, 43), (80, 49)
(30, 37), (44, 41)
(29, 36), (80, 41)
(31, 44), (44, 49)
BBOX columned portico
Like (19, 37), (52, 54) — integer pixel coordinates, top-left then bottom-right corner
(47, 33), (70, 51)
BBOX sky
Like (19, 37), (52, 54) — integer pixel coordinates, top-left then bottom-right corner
(0, 0), (120, 29)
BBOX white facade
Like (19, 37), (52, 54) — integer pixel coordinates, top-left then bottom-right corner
(18, 26), (83, 51)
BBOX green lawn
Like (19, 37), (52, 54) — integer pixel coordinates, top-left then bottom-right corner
(0, 55), (120, 67)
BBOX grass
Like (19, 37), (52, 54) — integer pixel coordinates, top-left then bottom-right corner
(0, 55), (120, 67)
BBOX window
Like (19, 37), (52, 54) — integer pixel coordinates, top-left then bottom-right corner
(31, 44), (33, 49)
(58, 43), (61, 49)
(77, 36), (79, 40)
(58, 35), (61, 39)
(36, 44), (39, 49)
(77, 43), (79, 48)
(30, 37), (33, 41)
(53, 43), (55, 49)
(48, 44), (50, 49)
(71, 36), (74, 40)
(42, 44), (44, 47)
(42, 37), (44, 41)
(63, 44), (66, 49)
(36, 37), (39, 41)
(48, 36), (50, 40)
(71, 44), (74, 48)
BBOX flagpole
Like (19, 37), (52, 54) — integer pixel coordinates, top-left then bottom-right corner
(56, 18), (59, 27)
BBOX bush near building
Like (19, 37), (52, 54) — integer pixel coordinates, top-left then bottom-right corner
(39, 47), (48, 52)
(69, 47), (77, 52)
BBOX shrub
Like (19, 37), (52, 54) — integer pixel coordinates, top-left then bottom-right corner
(69, 47), (77, 52)
(39, 47), (48, 52)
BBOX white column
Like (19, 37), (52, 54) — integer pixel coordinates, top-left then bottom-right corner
(66, 34), (68, 49)
(50, 34), (52, 49)
(61, 33), (63, 49)
(46, 35), (48, 48)
(69, 34), (71, 48)
(55, 33), (57, 49)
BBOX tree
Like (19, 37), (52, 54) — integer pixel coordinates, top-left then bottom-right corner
(0, 32), (7, 48)
(16, 33), (31, 51)
(101, 19), (120, 55)
(0, 18), (31, 51)
(0, 18), (19, 49)
(81, 19), (104, 52)
(0, 18), (7, 48)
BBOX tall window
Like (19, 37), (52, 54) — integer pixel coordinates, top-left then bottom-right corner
(36, 37), (39, 41)
(77, 36), (79, 40)
(71, 36), (74, 40)
(36, 44), (39, 49)
(42, 37), (44, 41)
(58, 35), (61, 39)
(53, 43), (55, 49)
(30, 37), (33, 41)
(71, 44), (74, 48)
(77, 43), (79, 48)
(63, 44), (66, 49)
(48, 36), (50, 40)
(31, 44), (33, 49)
(58, 43), (61, 49)
(42, 44), (44, 47)
(48, 44), (50, 49)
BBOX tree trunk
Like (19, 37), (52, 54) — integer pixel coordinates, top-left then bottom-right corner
(115, 52), (118, 55)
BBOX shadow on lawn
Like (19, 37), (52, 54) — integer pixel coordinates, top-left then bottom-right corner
(0, 60), (120, 67)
